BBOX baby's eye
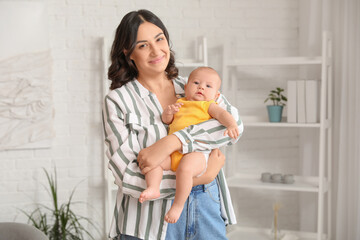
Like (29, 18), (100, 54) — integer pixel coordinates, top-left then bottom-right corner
(194, 81), (199, 85)
(206, 84), (212, 88)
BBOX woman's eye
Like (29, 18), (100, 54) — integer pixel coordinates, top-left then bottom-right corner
(139, 43), (147, 49)
(156, 37), (164, 42)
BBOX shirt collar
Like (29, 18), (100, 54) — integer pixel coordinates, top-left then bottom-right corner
(131, 78), (185, 99)
(132, 79), (152, 98)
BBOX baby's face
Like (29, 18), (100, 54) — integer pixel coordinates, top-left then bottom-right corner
(185, 69), (221, 101)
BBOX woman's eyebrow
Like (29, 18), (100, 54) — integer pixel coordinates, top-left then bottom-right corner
(154, 32), (164, 38)
(135, 32), (164, 45)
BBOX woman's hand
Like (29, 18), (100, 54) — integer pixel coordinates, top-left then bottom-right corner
(138, 134), (182, 174)
(193, 149), (225, 186)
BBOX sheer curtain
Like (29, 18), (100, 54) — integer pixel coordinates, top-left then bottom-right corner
(331, 0), (360, 239)
(299, 0), (360, 239)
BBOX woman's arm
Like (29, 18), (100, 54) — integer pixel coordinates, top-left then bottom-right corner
(103, 93), (140, 195)
(103, 90), (175, 199)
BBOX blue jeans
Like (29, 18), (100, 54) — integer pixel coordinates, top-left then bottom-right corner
(166, 179), (228, 240)
(118, 180), (227, 240)
(118, 235), (140, 240)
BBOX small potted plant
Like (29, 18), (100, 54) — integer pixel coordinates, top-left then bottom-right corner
(264, 87), (287, 122)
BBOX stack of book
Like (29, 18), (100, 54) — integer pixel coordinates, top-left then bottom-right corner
(287, 80), (320, 123)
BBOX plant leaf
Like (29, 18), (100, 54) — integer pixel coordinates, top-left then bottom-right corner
(21, 167), (99, 240)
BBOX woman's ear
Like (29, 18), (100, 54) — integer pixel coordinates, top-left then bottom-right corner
(123, 50), (132, 60)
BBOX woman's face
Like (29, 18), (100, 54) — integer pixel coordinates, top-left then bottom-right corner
(129, 21), (170, 77)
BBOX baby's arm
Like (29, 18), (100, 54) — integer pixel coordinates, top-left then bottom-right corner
(208, 103), (240, 139)
(161, 102), (183, 124)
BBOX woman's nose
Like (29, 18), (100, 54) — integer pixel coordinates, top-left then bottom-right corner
(150, 44), (160, 55)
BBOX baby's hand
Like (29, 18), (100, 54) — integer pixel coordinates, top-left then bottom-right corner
(164, 102), (183, 115)
(224, 125), (239, 139)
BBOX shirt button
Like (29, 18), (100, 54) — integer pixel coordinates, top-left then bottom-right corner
(186, 140), (190, 143)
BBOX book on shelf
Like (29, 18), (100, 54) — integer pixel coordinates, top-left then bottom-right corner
(296, 80), (306, 123)
(305, 80), (319, 123)
(286, 80), (320, 124)
(287, 80), (297, 123)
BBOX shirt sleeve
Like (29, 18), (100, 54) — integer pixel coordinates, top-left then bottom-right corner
(172, 94), (244, 154)
(102, 92), (175, 199)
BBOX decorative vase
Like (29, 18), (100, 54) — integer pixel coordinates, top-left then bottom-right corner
(270, 202), (284, 240)
(270, 222), (284, 240)
(267, 105), (283, 122)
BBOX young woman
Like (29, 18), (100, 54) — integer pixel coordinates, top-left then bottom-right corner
(102, 9), (243, 240)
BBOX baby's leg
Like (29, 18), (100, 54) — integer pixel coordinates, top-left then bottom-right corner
(165, 152), (206, 223)
(139, 156), (171, 203)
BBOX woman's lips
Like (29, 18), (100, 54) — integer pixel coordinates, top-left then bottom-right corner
(149, 55), (165, 64)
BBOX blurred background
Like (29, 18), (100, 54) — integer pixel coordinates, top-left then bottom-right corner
(0, 0), (358, 239)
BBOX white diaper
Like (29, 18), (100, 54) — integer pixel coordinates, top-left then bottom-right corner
(196, 152), (210, 177)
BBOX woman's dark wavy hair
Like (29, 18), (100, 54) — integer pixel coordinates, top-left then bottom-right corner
(108, 9), (178, 90)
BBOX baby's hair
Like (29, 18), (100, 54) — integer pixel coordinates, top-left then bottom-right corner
(191, 66), (216, 74)
(189, 66), (222, 87)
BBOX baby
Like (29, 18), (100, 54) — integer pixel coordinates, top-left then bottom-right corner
(139, 67), (239, 223)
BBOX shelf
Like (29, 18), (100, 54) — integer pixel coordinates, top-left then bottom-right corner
(245, 121), (321, 128)
(227, 226), (328, 240)
(227, 174), (322, 193)
(240, 116), (330, 128)
(225, 56), (322, 66)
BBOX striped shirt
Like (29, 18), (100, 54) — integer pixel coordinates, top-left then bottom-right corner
(102, 76), (244, 240)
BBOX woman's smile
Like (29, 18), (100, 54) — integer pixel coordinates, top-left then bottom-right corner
(149, 55), (165, 64)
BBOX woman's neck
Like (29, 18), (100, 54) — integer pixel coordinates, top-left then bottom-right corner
(137, 73), (169, 93)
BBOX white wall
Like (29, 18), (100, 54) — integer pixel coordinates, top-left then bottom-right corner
(0, 0), (302, 238)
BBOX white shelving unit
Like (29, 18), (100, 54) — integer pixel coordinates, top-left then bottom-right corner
(176, 36), (208, 68)
(101, 36), (208, 234)
(101, 37), (114, 234)
(222, 31), (332, 240)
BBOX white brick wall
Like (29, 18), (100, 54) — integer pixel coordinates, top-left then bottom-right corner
(0, 0), (302, 238)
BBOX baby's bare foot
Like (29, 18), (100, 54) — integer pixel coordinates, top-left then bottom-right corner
(165, 204), (183, 223)
(139, 188), (160, 203)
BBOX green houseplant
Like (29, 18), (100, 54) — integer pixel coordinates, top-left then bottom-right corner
(264, 87), (287, 122)
(21, 168), (99, 240)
